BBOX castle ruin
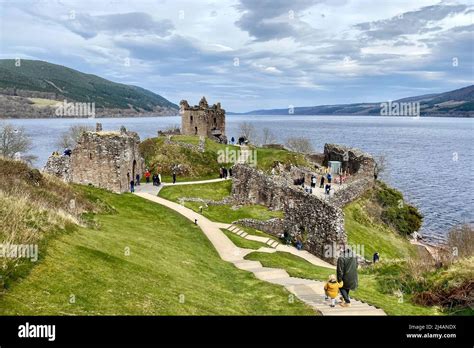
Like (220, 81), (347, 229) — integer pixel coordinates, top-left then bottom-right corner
(44, 124), (144, 193)
(180, 97), (226, 143)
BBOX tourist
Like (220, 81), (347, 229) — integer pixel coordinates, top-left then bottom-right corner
(325, 184), (331, 195)
(158, 173), (162, 186)
(152, 174), (158, 186)
(172, 171), (176, 184)
(310, 175), (316, 188)
(231, 136), (235, 144)
(296, 235), (303, 250)
(64, 148), (72, 156)
(327, 173), (332, 183)
(324, 274), (343, 308)
(135, 173), (140, 185)
(223, 167), (228, 179)
(283, 231), (291, 245)
(229, 167), (232, 177)
(219, 167), (223, 179)
(337, 247), (359, 307)
(320, 176), (325, 188)
(130, 180), (135, 193)
(373, 252), (380, 263)
(145, 170), (151, 183)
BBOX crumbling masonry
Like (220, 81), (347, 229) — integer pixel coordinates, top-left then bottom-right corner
(43, 124), (144, 193)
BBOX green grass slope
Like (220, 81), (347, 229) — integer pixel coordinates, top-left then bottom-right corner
(0, 187), (313, 315)
(0, 59), (177, 111)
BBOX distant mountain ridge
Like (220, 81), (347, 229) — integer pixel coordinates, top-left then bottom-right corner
(231, 85), (474, 117)
(0, 59), (179, 118)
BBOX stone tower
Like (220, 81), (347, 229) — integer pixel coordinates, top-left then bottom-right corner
(180, 97), (226, 143)
(44, 124), (145, 193)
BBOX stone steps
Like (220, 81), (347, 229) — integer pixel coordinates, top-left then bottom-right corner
(227, 224), (280, 249)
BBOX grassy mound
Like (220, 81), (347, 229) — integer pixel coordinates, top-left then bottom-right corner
(0, 158), (108, 289)
(0, 186), (314, 315)
(159, 180), (232, 202)
(344, 182), (419, 260)
(140, 135), (313, 181)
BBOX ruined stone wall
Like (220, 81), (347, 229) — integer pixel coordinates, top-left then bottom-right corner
(44, 127), (145, 193)
(324, 143), (375, 176)
(43, 155), (71, 182)
(331, 177), (375, 207)
(232, 164), (346, 263)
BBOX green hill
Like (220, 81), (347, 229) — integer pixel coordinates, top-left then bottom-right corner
(0, 59), (178, 117)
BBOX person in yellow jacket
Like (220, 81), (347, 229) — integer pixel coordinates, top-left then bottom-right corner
(324, 274), (343, 307)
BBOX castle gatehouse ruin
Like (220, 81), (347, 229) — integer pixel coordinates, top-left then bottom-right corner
(43, 124), (144, 193)
(179, 97), (226, 143)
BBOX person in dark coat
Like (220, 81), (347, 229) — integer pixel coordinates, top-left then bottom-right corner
(229, 167), (232, 177)
(373, 252), (380, 263)
(337, 248), (359, 307)
(130, 180), (135, 193)
(320, 176), (325, 188)
(223, 167), (228, 179)
(172, 171), (177, 184)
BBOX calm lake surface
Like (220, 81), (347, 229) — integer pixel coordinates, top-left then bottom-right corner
(6, 115), (474, 244)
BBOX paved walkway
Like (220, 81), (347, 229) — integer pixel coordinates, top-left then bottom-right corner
(134, 190), (386, 316)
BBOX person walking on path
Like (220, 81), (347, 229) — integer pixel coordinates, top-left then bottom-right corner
(311, 175), (316, 188)
(223, 167), (228, 179)
(130, 180), (135, 193)
(172, 171), (177, 184)
(145, 170), (151, 184)
(135, 173), (140, 186)
(327, 172), (332, 184)
(337, 247), (359, 307)
(152, 174), (158, 186)
(158, 173), (162, 186)
(324, 274), (343, 307)
(320, 175), (325, 188)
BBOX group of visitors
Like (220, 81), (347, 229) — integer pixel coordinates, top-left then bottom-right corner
(296, 172), (334, 195)
(128, 169), (163, 192)
(219, 167), (232, 179)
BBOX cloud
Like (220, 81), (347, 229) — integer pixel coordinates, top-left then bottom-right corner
(62, 12), (174, 39)
(354, 3), (469, 40)
(235, 0), (319, 41)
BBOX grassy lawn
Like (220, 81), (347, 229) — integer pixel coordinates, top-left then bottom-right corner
(255, 147), (313, 172)
(184, 201), (284, 224)
(344, 199), (418, 260)
(221, 229), (268, 250)
(159, 180), (232, 202)
(245, 251), (442, 316)
(171, 135), (201, 145)
(0, 187), (314, 315)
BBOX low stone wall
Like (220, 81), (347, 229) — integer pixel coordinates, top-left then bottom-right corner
(233, 218), (285, 236)
(331, 177), (375, 207)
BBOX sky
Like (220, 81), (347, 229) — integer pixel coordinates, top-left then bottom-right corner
(0, 0), (473, 112)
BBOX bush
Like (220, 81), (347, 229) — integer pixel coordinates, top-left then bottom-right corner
(375, 182), (423, 235)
